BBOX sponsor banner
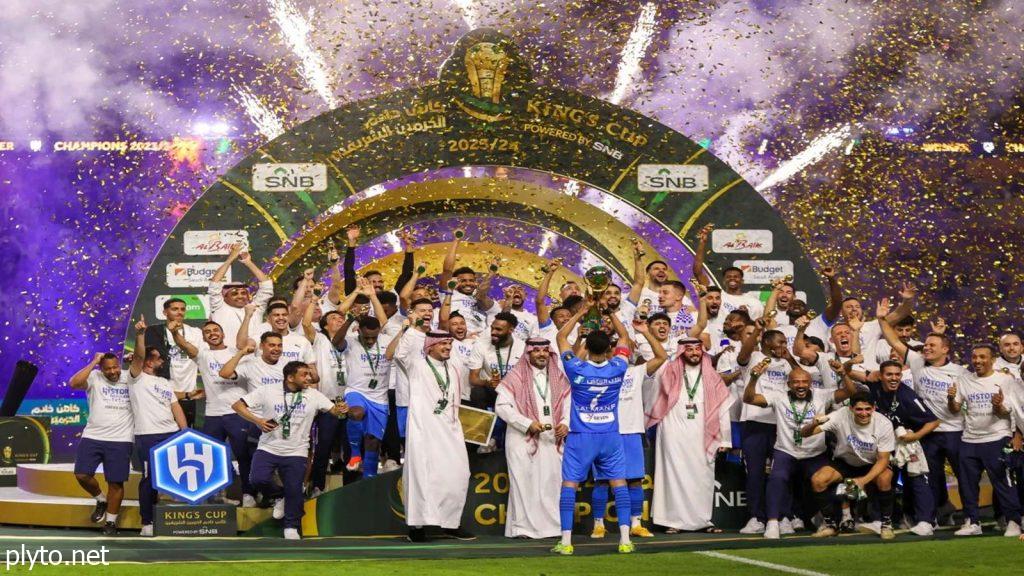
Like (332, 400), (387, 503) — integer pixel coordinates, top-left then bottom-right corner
(166, 262), (227, 288)
(733, 260), (794, 284)
(18, 399), (88, 427)
(637, 164), (708, 192)
(252, 163), (328, 192)
(156, 294), (210, 320)
(711, 229), (773, 254)
(183, 230), (249, 256)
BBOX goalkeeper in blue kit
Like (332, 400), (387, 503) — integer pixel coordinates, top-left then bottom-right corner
(553, 300), (635, 555)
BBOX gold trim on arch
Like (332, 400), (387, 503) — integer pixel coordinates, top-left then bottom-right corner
(267, 177), (667, 283)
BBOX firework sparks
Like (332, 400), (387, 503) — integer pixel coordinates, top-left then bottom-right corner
(756, 124), (853, 192)
(608, 2), (657, 105)
(232, 85), (286, 140)
(266, 0), (338, 108)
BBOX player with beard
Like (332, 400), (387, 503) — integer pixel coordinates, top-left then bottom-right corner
(439, 231), (490, 336)
(744, 361), (858, 539)
(948, 344), (1022, 537)
(219, 332), (286, 390)
(477, 281), (538, 341)
(209, 243), (274, 350)
(873, 315), (923, 366)
(864, 360), (940, 536)
(239, 302), (318, 384)
(468, 312), (525, 452)
(128, 316), (188, 537)
(835, 281), (917, 369)
(304, 299), (350, 495)
(196, 321), (258, 507)
(736, 322), (792, 534)
(144, 298), (204, 425)
(877, 303), (967, 526)
(996, 332), (1023, 381)
(70, 353), (132, 535)
(629, 250), (676, 315)
(559, 281), (581, 302)
(697, 286), (724, 344)
(794, 318), (862, 385)
(801, 392), (897, 539)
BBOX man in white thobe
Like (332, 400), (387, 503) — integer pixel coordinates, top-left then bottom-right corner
(495, 338), (570, 538)
(646, 337), (733, 532)
(392, 328), (475, 542)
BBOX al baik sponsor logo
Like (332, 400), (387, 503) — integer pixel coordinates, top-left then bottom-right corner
(166, 262), (228, 288)
(637, 164), (708, 192)
(252, 163), (328, 192)
(733, 260), (794, 284)
(183, 230), (249, 256)
(711, 229), (773, 254)
(155, 295), (210, 320)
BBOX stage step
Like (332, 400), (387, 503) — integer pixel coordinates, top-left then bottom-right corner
(2, 464), (274, 531)
(18, 463), (142, 499)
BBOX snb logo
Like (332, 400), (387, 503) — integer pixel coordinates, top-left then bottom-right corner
(150, 429), (232, 504)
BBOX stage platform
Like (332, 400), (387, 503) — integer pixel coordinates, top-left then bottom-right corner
(1, 464), (271, 530)
(0, 524), (1001, 563)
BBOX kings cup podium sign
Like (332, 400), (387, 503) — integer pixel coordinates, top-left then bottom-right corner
(150, 429), (237, 536)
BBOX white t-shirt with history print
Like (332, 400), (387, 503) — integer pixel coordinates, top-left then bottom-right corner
(197, 347), (247, 417)
(234, 356), (285, 389)
(955, 371), (1016, 444)
(241, 385), (335, 458)
(820, 408), (896, 467)
(128, 372), (179, 435)
(906, 350), (967, 432)
(764, 390), (831, 459)
(82, 371), (134, 443)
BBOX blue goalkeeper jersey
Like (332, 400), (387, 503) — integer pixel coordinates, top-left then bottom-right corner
(561, 352), (629, 434)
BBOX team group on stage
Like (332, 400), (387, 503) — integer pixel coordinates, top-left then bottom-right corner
(71, 224), (1024, 552)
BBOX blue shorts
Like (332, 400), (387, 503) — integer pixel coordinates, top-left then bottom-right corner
(563, 432), (626, 483)
(621, 433), (645, 480)
(345, 391), (388, 440)
(396, 405), (409, 438)
(74, 437), (133, 483)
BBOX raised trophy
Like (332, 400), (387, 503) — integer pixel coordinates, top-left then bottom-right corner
(582, 265), (611, 331)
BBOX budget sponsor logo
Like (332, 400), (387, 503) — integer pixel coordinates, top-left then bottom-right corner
(252, 163), (328, 192)
(183, 230), (248, 256)
(165, 262), (227, 288)
(155, 294), (210, 320)
(711, 229), (773, 254)
(733, 260), (794, 284)
(637, 164), (708, 192)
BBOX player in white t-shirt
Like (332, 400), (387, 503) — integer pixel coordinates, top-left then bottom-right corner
(195, 320), (257, 507)
(996, 332), (1023, 382)
(468, 311), (526, 452)
(744, 360), (858, 539)
(947, 344), (1022, 537)
(127, 316), (187, 537)
(589, 321), (669, 539)
(802, 391), (897, 539)
(233, 361), (348, 539)
(877, 311), (967, 523)
(69, 353), (133, 535)
(735, 324), (792, 534)
(239, 302), (317, 380)
(478, 282), (539, 341)
(208, 243), (275, 352)
(439, 309), (477, 400)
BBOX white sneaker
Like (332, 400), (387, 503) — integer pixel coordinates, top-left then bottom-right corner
(909, 521), (934, 536)
(310, 488), (323, 498)
(272, 498), (286, 520)
(242, 494), (257, 508)
(790, 517), (805, 531)
(283, 528), (300, 540)
(954, 522), (982, 536)
(739, 518), (765, 534)
(1004, 520), (1022, 537)
(856, 521), (881, 535)
(381, 459), (401, 473)
(780, 518), (795, 535)
(764, 519), (780, 539)
(139, 524), (153, 537)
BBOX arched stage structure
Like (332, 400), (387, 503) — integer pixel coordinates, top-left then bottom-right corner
(128, 29), (826, 536)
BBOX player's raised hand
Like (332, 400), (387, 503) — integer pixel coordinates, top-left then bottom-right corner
(696, 223), (714, 241)
(899, 281), (918, 301)
(345, 224), (361, 246)
(875, 297), (890, 320)
(930, 317), (947, 335)
(751, 357), (772, 377)
(947, 382), (957, 400)
(134, 315), (147, 332)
